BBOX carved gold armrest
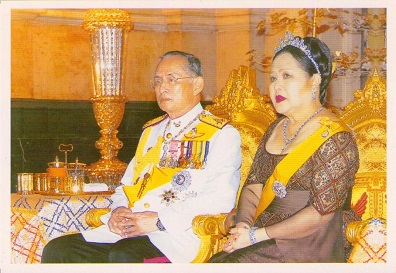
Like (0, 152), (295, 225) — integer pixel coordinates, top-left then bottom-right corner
(85, 208), (111, 228)
(191, 213), (229, 263)
(346, 219), (368, 245)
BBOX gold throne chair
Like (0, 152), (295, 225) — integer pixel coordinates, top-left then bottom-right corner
(341, 69), (387, 263)
(191, 66), (277, 262)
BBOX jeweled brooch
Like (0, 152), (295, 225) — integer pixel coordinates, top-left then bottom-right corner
(160, 189), (179, 206)
(272, 180), (287, 198)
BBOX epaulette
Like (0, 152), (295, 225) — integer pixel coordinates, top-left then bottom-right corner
(199, 113), (229, 129)
(142, 114), (167, 129)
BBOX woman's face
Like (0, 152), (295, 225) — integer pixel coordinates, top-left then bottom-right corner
(269, 52), (314, 116)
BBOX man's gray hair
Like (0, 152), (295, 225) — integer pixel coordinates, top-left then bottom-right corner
(160, 51), (203, 77)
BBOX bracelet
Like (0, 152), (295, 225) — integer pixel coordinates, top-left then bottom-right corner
(156, 218), (166, 231)
(249, 227), (259, 245)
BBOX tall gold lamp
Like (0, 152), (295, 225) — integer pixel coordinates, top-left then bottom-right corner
(82, 9), (132, 189)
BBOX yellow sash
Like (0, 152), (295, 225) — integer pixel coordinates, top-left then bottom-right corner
(123, 121), (221, 208)
(254, 117), (351, 220)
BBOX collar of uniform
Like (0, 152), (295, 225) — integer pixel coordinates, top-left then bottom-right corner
(168, 103), (204, 131)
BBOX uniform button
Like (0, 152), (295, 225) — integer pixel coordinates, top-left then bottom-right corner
(144, 203), (150, 208)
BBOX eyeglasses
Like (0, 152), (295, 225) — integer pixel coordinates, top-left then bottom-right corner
(150, 75), (194, 90)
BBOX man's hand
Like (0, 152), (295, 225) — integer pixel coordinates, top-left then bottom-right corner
(121, 211), (159, 238)
(108, 206), (135, 236)
(108, 208), (159, 238)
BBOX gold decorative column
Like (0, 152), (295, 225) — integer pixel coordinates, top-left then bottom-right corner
(82, 9), (132, 189)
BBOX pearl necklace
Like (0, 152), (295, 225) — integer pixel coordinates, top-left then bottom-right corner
(281, 107), (323, 153)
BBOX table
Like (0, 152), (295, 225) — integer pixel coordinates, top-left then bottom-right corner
(11, 193), (113, 263)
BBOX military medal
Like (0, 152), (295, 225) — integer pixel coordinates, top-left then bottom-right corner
(184, 127), (205, 139)
(194, 141), (203, 169)
(158, 142), (169, 168)
(321, 130), (330, 138)
(272, 180), (287, 198)
(168, 140), (180, 168)
(201, 141), (210, 169)
(172, 170), (192, 191)
(178, 141), (189, 168)
(186, 141), (193, 169)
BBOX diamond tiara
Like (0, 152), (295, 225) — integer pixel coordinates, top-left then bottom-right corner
(274, 31), (321, 75)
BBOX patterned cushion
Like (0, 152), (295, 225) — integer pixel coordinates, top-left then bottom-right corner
(347, 218), (386, 263)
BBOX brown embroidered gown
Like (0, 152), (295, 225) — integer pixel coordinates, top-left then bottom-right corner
(209, 118), (360, 263)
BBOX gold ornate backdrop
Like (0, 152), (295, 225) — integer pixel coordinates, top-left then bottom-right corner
(11, 8), (386, 107)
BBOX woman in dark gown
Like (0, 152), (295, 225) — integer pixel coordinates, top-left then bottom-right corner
(209, 31), (360, 263)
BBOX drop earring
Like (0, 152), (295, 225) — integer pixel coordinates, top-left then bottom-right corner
(311, 86), (317, 100)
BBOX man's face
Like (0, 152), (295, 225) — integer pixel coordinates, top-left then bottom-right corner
(153, 55), (199, 119)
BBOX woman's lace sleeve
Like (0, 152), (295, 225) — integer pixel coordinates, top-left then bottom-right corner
(235, 120), (280, 226)
(310, 131), (360, 215)
(235, 183), (263, 227)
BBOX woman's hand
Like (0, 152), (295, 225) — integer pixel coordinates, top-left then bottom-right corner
(222, 222), (271, 253)
(222, 224), (251, 253)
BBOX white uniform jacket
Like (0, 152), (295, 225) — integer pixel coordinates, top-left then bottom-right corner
(82, 103), (242, 263)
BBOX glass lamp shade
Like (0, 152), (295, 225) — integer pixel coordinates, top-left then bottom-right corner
(82, 9), (132, 188)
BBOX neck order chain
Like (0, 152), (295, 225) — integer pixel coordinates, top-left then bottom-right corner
(162, 110), (205, 144)
(281, 107), (323, 153)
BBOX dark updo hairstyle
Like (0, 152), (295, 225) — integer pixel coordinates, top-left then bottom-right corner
(160, 50), (203, 77)
(273, 36), (333, 105)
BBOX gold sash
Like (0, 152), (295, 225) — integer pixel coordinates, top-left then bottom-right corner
(254, 117), (351, 220)
(123, 121), (222, 208)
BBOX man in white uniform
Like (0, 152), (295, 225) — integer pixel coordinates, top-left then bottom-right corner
(42, 51), (242, 263)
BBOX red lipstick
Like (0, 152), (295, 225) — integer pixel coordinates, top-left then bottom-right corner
(275, 95), (286, 103)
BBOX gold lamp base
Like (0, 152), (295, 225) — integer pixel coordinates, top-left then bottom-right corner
(86, 96), (128, 189)
(86, 158), (127, 189)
